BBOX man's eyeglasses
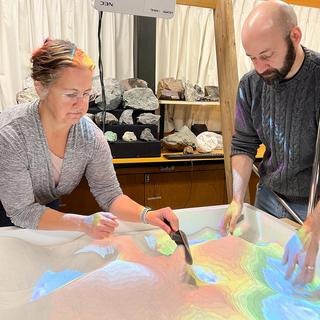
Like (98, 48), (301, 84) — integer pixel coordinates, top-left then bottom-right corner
(61, 90), (96, 102)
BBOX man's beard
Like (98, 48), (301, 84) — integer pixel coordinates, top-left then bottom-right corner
(258, 35), (296, 85)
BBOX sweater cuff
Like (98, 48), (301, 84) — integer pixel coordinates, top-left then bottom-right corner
(231, 149), (257, 162)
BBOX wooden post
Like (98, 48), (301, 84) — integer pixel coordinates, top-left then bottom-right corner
(214, 0), (240, 202)
(176, 0), (216, 9)
(284, 0), (320, 8)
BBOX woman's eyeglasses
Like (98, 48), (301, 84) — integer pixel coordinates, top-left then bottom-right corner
(61, 90), (96, 102)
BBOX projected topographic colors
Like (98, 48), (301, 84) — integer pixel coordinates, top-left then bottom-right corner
(0, 228), (319, 319)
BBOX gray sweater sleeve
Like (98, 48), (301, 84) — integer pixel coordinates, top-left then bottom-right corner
(0, 102), (123, 228)
(231, 76), (262, 160)
(0, 130), (47, 229)
(85, 126), (123, 211)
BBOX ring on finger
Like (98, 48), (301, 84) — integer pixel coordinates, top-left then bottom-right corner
(305, 265), (315, 271)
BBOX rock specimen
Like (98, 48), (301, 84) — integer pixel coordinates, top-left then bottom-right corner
(184, 81), (205, 102)
(16, 87), (38, 104)
(140, 128), (156, 141)
(93, 77), (123, 111)
(137, 113), (161, 125)
(119, 109), (134, 125)
(123, 88), (159, 110)
(161, 126), (197, 151)
(157, 78), (185, 100)
(16, 77), (38, 103)
(196, 131), (218, 153)
(120, 78), (148, 91)
(122, 131), (137, 142)
(204, 86), (220, 101)
(95, 112), (119, 125)
(104, 131), (117, 142)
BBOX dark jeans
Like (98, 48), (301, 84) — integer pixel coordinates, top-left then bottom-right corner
(254, 183), (307, 222)
(0, 200), (60, 227)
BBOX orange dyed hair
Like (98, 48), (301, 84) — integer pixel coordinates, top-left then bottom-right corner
(31, 39), (95, 86)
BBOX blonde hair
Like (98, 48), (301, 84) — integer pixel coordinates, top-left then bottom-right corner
(31, 39), (95, 86)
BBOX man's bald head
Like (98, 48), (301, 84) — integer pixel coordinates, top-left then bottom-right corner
(242, 0), (297, 41)
(241, 1), (304, 84)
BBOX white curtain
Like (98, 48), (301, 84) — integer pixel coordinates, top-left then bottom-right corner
(156, 5), (218, 132)
(156, 1), (320, 133)
(156, 5), (217, 88)
(0, 0), (134, 111)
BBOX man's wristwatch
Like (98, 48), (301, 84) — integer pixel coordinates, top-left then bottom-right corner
(140, 206), (152, 224)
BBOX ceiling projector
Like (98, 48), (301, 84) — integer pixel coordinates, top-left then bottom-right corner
(92, 0), (175, 19)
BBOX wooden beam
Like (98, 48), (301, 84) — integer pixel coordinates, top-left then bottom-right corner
(176, 1), (320, 12)
(176, 0), (217, 9)
(284, 0), (320, 8)
(214, 0), (241, 202)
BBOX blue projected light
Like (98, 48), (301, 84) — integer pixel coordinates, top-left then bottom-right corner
(262, 294), (320, 320)
(192, 265), (219, 284)
(32, 270), (83, 301)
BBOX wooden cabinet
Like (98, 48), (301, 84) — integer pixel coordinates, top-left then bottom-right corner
(116, 161), (229, 210)
(59, 160), (261, 214)
(117, 173), (145, 205)
(59, 179), (100, 215)
(144, 166), (227, 209)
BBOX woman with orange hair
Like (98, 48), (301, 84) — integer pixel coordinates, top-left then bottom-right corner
(0, 39), (178, 238)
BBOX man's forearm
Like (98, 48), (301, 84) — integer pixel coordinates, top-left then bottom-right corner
(304, 200), (320, 240)
(231, 154), (254, 204)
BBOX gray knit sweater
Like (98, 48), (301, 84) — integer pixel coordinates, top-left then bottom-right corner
(0, 100), (123, 229)
(232, 47), (320, 199)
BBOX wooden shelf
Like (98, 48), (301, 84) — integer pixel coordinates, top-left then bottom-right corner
(113, 150), (225, 165)
(158, 100), (220, 106)
(112, 145), (266, 165)
(158, 100), (220, 139)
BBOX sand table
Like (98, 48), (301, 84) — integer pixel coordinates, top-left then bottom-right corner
(0, 228), (320, 320)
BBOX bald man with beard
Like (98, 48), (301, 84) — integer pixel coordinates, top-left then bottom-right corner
(221, 0), (320, 284)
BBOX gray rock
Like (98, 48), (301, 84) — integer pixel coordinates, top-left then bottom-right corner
(123, 88), (159, 110)
(203, 86), (220, 102)
(137, 113), (161, 125)
(95, 112), (119, 125)
(184, 81), (205, 102)
(119, 109), (134, 125)
(204, 86), (219, 98)
(16, 87), (38, 104)
(120, 78), (148, 91)
(104, 131), (117, 142)
(161, 126), (197, 151)
(140, 128), (156, 141)
(122, 131), (137, 142)
(16, 77), (38, 104)
(93, 77), (123, 110)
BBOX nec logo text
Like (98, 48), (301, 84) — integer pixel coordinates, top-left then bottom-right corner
(100, 1), (113, 6)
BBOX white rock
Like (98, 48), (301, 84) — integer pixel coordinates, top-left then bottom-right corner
(196, 131), (218, 153)
(122, 131), (137, 142)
